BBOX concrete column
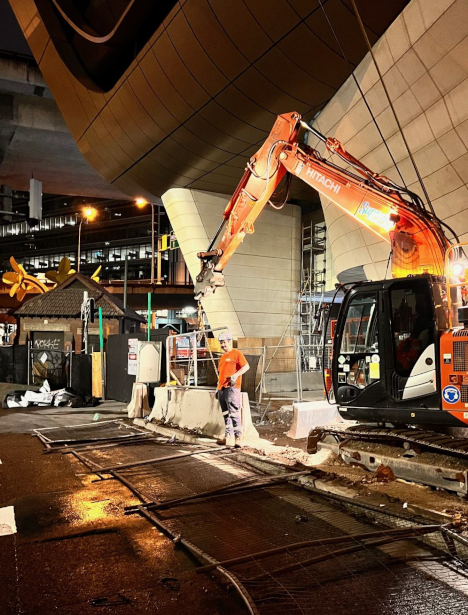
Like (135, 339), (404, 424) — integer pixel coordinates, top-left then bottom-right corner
(162, 188), (301, 338)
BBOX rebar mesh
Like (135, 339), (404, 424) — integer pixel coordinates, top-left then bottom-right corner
(114, 451), (259, 503)
(34, 420), (145, 443)
(80, 440), (204, 468)
(156, 485), (468, 615)
(65, 437), (468, 614)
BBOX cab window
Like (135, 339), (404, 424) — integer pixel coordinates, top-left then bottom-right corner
(338, 293), (379, 390)
(340, 293), (378, 355)
(390, 282), (434, 376)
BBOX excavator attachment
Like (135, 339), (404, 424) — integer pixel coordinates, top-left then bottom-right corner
(194, 264), (225, 300)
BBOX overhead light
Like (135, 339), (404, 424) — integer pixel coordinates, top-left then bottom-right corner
(453, 263), (464, 276)
(83, 207), (97, 221)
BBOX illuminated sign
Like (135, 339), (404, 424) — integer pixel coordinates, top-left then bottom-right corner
(356, 201), (395, 232)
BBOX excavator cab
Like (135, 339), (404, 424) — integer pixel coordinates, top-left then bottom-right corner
(331, 275), (463, 426)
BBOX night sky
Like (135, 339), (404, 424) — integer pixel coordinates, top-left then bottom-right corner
(0, 1), (32, 56)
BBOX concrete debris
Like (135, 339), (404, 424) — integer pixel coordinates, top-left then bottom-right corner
(160, 577), (180, 591)
(361, 464), (397, 484)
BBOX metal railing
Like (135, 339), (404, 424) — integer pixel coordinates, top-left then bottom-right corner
(166, 330), (327, 409)
(166, 327), (229, 387)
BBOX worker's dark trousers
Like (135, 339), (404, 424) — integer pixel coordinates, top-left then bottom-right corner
(218, 386), (242, 438)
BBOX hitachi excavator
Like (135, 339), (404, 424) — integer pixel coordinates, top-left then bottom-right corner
(195, 111), (468, 434)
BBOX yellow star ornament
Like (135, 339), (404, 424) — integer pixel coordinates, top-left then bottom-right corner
(46, 257), (76, 286)
(2, 256), (48, 301)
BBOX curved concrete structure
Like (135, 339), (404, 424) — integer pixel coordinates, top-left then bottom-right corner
(9, 0), (409, 201)
(162, 188), (301, 337)
(10, 0), (466, 326)
(308, 0), (468, 285)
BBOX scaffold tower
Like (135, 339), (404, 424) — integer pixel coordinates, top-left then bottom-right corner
(300, 220), (326, 371)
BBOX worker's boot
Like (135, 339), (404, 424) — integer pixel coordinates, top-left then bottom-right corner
(216, 437), (226, 445)
(234, 436), (243, 449)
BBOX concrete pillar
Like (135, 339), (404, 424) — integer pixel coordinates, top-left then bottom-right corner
(0, 185), (12, 222)
(162, 188), (301, 338)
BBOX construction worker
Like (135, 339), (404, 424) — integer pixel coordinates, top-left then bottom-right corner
(216, 331), (250, 447)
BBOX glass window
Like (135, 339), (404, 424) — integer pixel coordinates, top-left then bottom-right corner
(338, 293), (379, 390)
(340, 293), (378, 355)
(390, 283), (434, 376)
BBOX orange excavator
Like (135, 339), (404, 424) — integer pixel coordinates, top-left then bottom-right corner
(196, 112), (468, 431)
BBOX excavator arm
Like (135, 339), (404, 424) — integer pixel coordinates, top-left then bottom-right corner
(195, 112), (450, 299)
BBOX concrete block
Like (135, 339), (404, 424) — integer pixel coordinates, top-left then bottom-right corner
(287, 400), (344, 440)
(127, 383), (151, 419)
(149, 387), (259, 441)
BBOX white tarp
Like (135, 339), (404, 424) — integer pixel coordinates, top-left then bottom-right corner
(0, 506), (17, 536)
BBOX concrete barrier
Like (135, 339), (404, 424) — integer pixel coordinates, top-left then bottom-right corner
(149, 387), (259, 441)
(264, 371), (324, 393)
(287, 400), (344, 439)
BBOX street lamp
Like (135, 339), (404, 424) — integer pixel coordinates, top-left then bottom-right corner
(77, 207), (97, 272)
(135, 198), (162, 285)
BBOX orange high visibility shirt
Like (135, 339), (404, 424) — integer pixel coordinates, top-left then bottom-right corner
(217, 349), (248, 389)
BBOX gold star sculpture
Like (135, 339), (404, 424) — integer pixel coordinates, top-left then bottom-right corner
(91, 265), (101, 283)
(2, 256), (48, 301)
(46, 257), (75, 285)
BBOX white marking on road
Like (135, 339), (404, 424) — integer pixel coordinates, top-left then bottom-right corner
(0, 506), (17, 536)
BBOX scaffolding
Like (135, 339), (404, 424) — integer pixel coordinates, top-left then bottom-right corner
(300, 220), (327, 371)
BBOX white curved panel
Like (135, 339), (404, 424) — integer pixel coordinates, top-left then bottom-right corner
(402, 343), (436, 400)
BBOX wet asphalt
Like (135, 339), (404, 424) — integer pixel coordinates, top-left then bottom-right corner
(0, 405), (246, 614)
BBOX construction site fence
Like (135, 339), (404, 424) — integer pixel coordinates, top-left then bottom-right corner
(300, 335), (332, 373)
(167, 329), (325, 406)
(166, 327), (229, 388)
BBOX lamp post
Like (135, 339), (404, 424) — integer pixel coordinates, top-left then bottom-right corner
(135, 198), (162, 285)
(77, 207), (97, 272)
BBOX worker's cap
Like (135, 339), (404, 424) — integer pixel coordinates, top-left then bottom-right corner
(218, 331), (232, 342)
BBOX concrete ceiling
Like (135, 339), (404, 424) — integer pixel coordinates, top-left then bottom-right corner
(0, 53), (126, 198)
(6, 0), (410, 201)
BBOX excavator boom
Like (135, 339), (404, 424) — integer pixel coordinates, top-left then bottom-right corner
(195, 112), (449, 299)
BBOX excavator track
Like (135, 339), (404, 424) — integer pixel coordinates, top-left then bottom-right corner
(308, 425), (468, 459)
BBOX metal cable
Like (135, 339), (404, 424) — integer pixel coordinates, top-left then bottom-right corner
(316, 0), (407, 189)
(349, 0), (437, 217)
